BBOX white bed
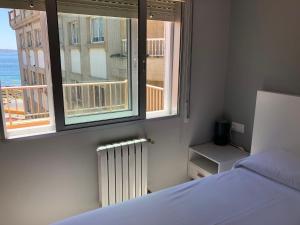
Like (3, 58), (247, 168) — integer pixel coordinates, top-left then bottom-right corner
(53, 91), (300, 225)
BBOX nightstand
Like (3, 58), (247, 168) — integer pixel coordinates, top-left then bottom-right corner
(188, 142), (249, 179)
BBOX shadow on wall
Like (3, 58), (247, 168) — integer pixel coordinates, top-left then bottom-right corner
(224, 0), (300, 151)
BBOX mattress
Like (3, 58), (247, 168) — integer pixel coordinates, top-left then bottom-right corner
(52, 166), (300, 225)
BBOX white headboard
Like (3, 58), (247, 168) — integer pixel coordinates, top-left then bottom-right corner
(251, 91), (300, 155)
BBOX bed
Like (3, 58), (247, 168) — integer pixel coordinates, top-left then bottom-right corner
(53, 91), (300, 225)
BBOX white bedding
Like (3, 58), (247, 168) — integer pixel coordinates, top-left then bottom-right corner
(53, 166), (300, 225)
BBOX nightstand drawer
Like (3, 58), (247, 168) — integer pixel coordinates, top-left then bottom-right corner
(188, 159), (216, 179)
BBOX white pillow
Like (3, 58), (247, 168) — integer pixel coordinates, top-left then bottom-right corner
(235, 149), (300, 191)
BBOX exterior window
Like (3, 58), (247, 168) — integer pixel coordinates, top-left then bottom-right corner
(38, 50), (45, 68)
(22, 50), (27, 65)
(29, 50), (35, 66)
(27, 31), (32, 47)
(0, 8), (55, 139)
(58, 21), (64, 45)
(15, 9), (20, 16)
(90, 17), (105, 43)
(31, 71), (36, 84)
(34, 29), (42, 47)
(19, 33), (24, 48)
(70, 21), (79, 45)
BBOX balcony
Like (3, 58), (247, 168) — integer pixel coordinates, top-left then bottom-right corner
(9, 9), (40, 29)
(122, 38), (165, 57)
(1, 81), (164, 130)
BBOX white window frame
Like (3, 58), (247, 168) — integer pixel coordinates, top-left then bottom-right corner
(146, 21), (180, 119)
(90, 17), (105, 43)
(70, 21), (79, 45)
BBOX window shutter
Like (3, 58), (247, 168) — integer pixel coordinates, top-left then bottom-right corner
(1, 0), (183, 21)
(57, 0), (139, 18)
(57, 0), (182, 21)
(147, 0), (183, 21)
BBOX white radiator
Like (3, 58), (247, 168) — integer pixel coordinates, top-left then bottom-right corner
(97, 138), (149, 207)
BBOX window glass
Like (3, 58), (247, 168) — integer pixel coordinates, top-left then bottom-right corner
(0, 8), (55, 138)
(91, 17), (105, 43)
(70, 21), (79, 45)
(34, 29), (41, 47)
(27, 31), (32, 47)
(57, 4), (139, 125)
(146, 18), (181, 117)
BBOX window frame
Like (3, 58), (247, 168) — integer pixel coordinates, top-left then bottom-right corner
(90, 17), (105, 44)
(146, 13), (182, 119)
(70, 21), (80, 45)
(34, 29), (42, 47)
(27, 31), (33, 47)
(45, 0), (147, 132)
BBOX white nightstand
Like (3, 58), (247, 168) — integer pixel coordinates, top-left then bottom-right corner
(188, 142), (249, 179)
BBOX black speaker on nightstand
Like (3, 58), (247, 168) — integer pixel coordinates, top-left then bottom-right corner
(214, 120), (231, 146)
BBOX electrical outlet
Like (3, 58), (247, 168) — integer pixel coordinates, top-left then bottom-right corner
(231, 122), (245, 134)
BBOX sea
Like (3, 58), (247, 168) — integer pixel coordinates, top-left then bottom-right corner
(0, 49), (21, 87)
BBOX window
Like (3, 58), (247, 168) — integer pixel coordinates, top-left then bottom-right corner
(57, 11), (139, 126)
(58, 19), (64, 46)
(37, 50), (45, 68)
(22, 50), (27, 65)
(0, 7), (55, 139)
(19, 33), (24, 48)
(34, 29), (42, 47)
(29, 49), (35, 66)
(27, 31), (32, 47)
(90, 17), (105, 43)
(15, 9), (20, 16)
(146, 2), (181, 118)
(70, 21), (79, 45)
(23, 69), (28, 84)
(146, 20), (180, 118)
(0, 0), (185, 138)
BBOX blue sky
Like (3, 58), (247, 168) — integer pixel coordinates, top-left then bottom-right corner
(0, 9), (17, 50)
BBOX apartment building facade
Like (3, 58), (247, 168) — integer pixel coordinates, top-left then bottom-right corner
(9, 9), (165, 85)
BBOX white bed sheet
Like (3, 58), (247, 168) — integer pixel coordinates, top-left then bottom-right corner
(53, 168), (300, 225)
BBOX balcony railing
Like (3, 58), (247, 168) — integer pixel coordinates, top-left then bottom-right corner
(147, 38), (165, 57)
(146, 84), (164, 112)
(9, 9), (38, 28)
(1, 82), (164, 130)
(122, 38), (165, 57)
(62, 81), (129, 117)
(1, 85), (50, 129)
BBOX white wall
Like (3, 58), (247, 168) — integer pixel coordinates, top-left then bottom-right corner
(0, 1), (231, 224)
(224, 0), (300, 151)
(90, 48), (107, 79)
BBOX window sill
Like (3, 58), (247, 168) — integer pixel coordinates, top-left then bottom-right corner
(5, 124), (56, 140)
(146, 110), (177, 119)
(1, 113), (180, 142)
(89, 41), (105, 46)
